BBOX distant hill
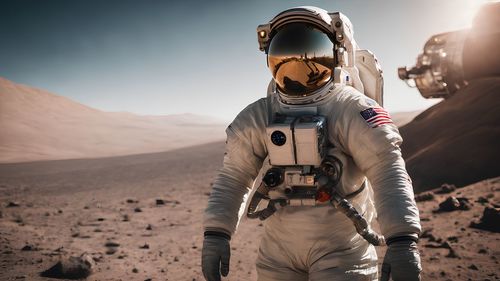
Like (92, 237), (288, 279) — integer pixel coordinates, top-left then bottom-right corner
(0, 77), (226, 163)
(400, 78), (500, 192)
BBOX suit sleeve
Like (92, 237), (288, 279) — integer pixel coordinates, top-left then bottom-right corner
(335, 93), (421, 239)
(203, 100), (268, 236)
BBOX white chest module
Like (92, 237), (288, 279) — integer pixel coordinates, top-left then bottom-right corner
(265, 115), (327, 166)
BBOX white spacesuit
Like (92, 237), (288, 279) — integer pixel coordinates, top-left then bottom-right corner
(202, 6), (421, 281)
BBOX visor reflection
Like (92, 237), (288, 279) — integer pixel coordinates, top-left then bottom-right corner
(268, 23), (335, 97)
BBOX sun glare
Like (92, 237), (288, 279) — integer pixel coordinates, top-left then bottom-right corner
(454, 0), (491, 28)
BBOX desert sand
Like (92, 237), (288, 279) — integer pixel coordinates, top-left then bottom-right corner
(0, 77), (227, 163)
(0, 142), (499, 281)
(1, 77), (499, 280)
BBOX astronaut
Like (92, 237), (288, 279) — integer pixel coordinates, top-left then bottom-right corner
(202, 6), (421, 281)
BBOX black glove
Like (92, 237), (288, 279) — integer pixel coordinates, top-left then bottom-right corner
(380, 236), (421, 281)
(201, 231), (231, 281)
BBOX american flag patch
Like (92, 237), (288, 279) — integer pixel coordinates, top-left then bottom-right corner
(360, 107), (393, 128)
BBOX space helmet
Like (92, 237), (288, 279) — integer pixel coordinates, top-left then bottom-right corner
(257, 6), (359, 103)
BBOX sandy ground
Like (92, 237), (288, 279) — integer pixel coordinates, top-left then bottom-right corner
(0, 142), (498, 281)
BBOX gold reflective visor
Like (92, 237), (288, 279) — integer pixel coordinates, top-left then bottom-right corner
(268, 23), (335, 97)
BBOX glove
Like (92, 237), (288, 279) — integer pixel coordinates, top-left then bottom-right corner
(201, 231), (231, 281)
(380, 238), (421, 281)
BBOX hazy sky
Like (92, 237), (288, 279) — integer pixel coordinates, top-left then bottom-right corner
(0, 0), (488, 120)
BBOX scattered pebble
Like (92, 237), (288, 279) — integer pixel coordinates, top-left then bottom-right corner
(104, 241), (120, 248)
(415, 192), (435, 202)
(446, 247), (460, 258)
(435, 183), (456, 194)
(156, 199), (165, 205)
(21, 244), (37, 251)
(105, 248), (117, 255)
(139, 243), (150, 249)
(476, 196), (489, 204)
(468, 264), (479, 270)
(6, 201), (20, 208)
(134, 207), (142, 213)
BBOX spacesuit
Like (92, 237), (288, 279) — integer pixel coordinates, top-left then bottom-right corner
(202, 6), (421, 281)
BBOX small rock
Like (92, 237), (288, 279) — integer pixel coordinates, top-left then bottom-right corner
(139, 243), (150, 249)
(126, 199), (138, 204)
(447, 236), (458, 243)
(479, 248), (488, 254)
(476, 197), (489, 204)
(146, 224), (153, 230)
(415, 192), (435, 202)
(6, 201), (20, 208)
(144, 279), (152, 281)
(468, 264), (478, 270)
(156, 199), (165, 205)
(105, 248), (117, 255)
(104, 241), (120, 248)
(40, 254), (94, 279)
(132, 268), (139, 273)
(122, 214), (130, 222)
(470, 207), (500, 233)
(173, 256), (179, 262)
(446, 247), (459, 258)
(134, 207), (142, 213)
(97, 218), (105, 221)
(434, 196), (471, 212)
(435, 184), (456, 194)
(21, 244), (37, 251)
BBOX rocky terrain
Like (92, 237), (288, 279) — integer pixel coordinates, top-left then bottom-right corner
(0, 142), (499, 281)
(0, 77), (498, 280)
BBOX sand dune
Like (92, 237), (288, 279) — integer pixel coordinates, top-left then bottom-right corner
(0, 77), (226, 163)
(400, 78), (500, 193)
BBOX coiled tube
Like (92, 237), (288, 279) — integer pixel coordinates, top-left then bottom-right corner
(330, 193), (385, 246)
